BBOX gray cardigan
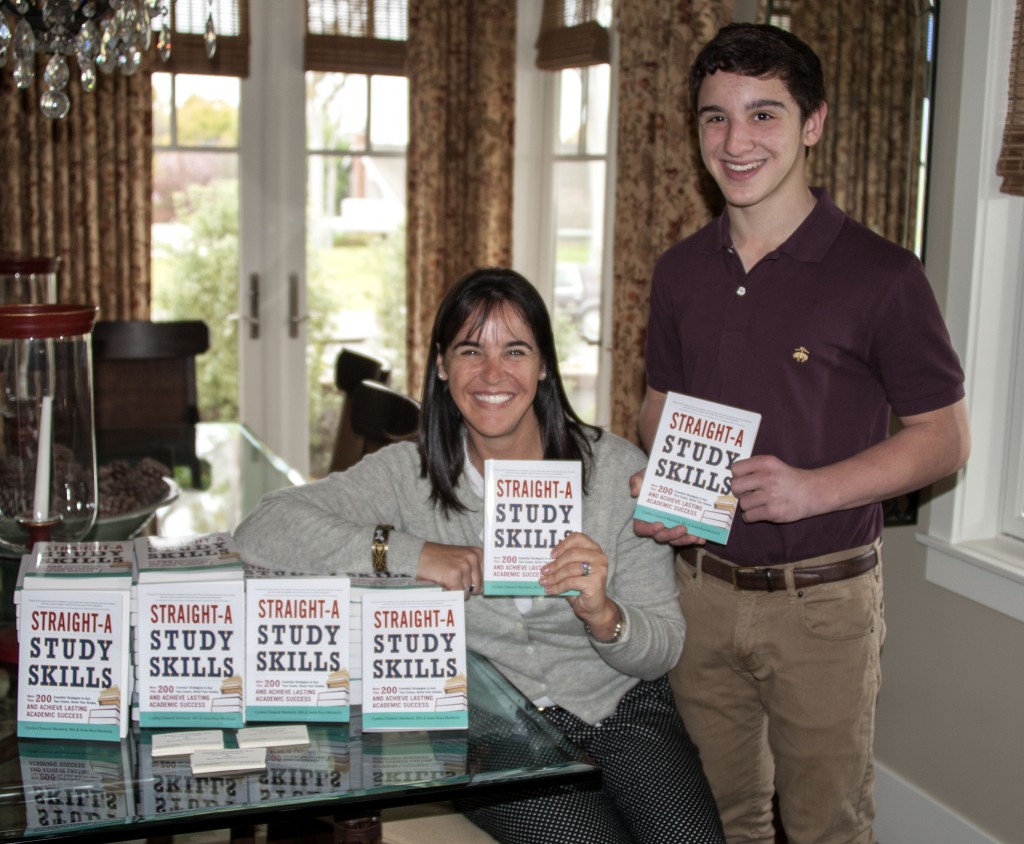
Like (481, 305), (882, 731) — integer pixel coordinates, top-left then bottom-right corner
(234, 431), (683, 724)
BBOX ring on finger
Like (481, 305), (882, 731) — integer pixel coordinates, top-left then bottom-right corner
(581, 561), (591, 577)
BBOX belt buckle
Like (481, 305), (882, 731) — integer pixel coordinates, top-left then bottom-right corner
(732, 566), (779, 592)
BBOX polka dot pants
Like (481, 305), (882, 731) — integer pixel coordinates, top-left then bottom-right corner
(457, 676), (724, 844)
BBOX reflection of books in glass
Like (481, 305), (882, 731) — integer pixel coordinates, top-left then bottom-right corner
(190, 747), (267, 776)
(137, 741), (250, 817)
(257, 725), (353, 800)
(19, 739), (134, 835)
(362, 731), (468, 791)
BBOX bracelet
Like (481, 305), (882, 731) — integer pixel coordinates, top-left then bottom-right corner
(371, 524), (393, 572)
(585, 613), (625, 644)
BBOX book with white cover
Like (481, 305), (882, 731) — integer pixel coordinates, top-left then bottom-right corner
(633, 392), (761, 544)
(483, 459), (582, 596)
(17, 589), (132, 741)
(245, 576), (351, 723)
(19, 739), (134, 836)
(361, 589), (467, 732)
(134, 532), (243, 582)
(136, 579), (246, 729)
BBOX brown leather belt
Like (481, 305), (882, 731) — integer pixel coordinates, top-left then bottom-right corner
(680, 547), (878, 592)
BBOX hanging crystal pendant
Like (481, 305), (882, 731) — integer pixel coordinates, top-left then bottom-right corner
(0, 15), (11, 70)
(40, 54), (70, 120)
(204, 4), (217, 59)
(12, 18), (35, 89)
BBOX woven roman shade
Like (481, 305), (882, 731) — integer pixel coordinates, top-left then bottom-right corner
(305, 0), (409, 75)
(998, 0), (1024, 195)
(156, 0), (251, 78)
(535, 0), (610, 70)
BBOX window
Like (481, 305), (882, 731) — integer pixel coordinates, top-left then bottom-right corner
(918, 0), (1024, 622)
(515, 0), (615, 426)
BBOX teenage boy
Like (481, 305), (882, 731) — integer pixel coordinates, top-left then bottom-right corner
(633, 22), (970, 844)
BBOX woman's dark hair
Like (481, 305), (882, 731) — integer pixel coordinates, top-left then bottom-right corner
(419, 267), (600, 515)
(689, 22), (826, 124)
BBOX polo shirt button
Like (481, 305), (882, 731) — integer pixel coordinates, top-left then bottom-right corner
(736, 286), (747, 296)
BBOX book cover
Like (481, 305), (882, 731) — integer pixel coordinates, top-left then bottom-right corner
(633, 391), (762, 544)
(18, 739), (134, 836)
(245, 576), (352, 723)
(136, 580), (246, 729)
(483, 459), (582, 596)
(361, 589), (467, 732)
(347, 573), (442, 707)
(134, 532), (244, 582)
(17, 589), (132, 741)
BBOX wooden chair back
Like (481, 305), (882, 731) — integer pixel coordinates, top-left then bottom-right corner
(92, 320), (210, 486)
(349, 379), (421, 455)
(328, 347), (391, 474)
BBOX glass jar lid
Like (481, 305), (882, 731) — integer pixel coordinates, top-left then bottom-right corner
(0, 304), (98, 339)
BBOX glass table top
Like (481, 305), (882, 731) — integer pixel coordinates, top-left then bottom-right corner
(0, 423), (599, 841)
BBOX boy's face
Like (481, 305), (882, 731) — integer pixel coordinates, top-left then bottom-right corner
(696, 71), (825, 215)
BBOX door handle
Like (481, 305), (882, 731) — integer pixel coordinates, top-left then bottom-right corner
(289, 273), (309, 339)
(228, 273), (260, 339)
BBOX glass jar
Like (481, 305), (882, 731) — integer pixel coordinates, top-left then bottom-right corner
(0, 257), (60, 305)
(0, 305), (98, 555)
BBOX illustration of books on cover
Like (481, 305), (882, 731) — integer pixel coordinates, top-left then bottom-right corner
(211, 676), (244, 713)
(434, 674), (468, 712)
(634, 392), (761, 544)
(87, 687), (123, 728)
(317, 669), (350, 707)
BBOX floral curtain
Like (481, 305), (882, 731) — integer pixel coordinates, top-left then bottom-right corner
(609, 0), (732, 442)
(404, 0), (516, 401)
(787, 0), (929, 249)
(0, 71), (152, 319)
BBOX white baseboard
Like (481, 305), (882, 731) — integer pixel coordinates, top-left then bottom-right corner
(874, 761), (1002, 844)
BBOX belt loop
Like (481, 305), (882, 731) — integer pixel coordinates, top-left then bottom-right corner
(784, 563), (798, 595)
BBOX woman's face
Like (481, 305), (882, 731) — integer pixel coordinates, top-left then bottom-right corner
(437, 304), (545, 464)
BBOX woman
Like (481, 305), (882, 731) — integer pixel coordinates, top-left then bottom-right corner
(234, 267), (723, 843)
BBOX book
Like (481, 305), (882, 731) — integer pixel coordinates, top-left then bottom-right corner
(482, 459), (582, 596)
(134, 532), (244, 583)
(347, 573), (443, 707)
(17, 589), (132, 741)
(245, 576), (352, 723)
(361, 589), (468, 732)
(18, 739), (134, 836)
(633, 391), (762, 544)
(135, 580), (246, 729)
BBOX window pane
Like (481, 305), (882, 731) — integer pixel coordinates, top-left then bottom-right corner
(370, 76), (409, 149)
(307, 72), (368, 152)
(584, 64), (610, 156)
(551, 160), (605, 422)
(152, 74), (172, 146)
(173, 75), (240, 147)
(556, 68), (583, 155)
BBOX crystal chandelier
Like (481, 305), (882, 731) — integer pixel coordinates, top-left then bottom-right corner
(0, 1), (217, 120)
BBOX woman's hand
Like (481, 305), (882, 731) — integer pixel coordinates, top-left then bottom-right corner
(539, 532), (621, 639)
(417, 541), (484, 596)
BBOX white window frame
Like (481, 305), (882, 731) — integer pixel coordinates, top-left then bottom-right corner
(512, 1), (617, 428)
(917, 0), (1024, 623)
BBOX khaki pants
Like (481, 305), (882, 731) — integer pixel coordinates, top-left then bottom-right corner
(670, 542), (885, 844)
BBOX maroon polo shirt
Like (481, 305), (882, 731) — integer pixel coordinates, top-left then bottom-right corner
(645, 189), (965, 565)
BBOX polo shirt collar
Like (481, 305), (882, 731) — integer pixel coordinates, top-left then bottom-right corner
(708, 187), (844, 263)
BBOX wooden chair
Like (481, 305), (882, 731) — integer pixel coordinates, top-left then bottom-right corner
(91, 320), (210, 488)
(349, 379), (421, 456)
(328, 347), (391, 474)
